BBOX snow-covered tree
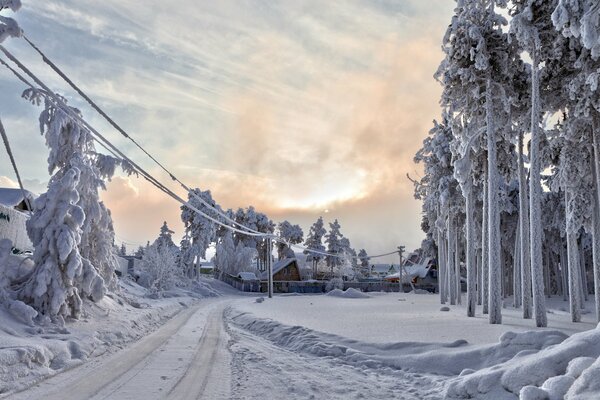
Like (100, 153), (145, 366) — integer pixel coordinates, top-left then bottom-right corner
(553, 0), (600, 58)
(510, 0), (562, 327)
(139, 243), (178, 294)
(358, 249), (370, 277)
(154, 221), (176, 251)
(304, 217), (327, 274)
(180, 189), (218, 275)
(325, 219), (344, 275)
(214, 231), (257, 276)
(178, 234), (195, 277)
(0, 1), (21, 44)
(276, 221), (303, 260)
(19, 168), (104, 322)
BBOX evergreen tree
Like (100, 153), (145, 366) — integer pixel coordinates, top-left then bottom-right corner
(276, 221), (303, 260)
(304, 217), (327, 275)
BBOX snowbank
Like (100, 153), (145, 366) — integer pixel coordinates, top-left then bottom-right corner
(325, 288), (370, 299)
(226, 308), (569, 377)
(445, 324), (600, 399)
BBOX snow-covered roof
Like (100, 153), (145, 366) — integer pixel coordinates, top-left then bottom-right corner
(0, 188), (35, 209)
(238, 272), (258, 281)
(371, 264), (398, 273)
(260, 258), (298, 280)
(385, 262), (432, 281)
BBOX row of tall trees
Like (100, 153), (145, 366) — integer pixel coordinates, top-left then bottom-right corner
(415, 0), (600, 326)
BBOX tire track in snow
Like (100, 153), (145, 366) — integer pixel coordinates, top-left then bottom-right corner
(10, 298), (232, 400)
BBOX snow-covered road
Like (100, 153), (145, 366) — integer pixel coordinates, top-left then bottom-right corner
(9, 294), (450, 400)
(10, 298), (232, 400)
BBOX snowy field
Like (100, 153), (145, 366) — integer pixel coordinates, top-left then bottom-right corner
(231, 291), (597, 345)
(227, 291), (600, 399)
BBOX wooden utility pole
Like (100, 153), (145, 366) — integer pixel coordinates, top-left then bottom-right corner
(398, 246), (405, 293)
(267, 237), (273, 298)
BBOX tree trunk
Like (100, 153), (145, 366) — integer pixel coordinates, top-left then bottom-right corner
(456, 227), (462, 305)
(477, 249), (483, 306)
(486, 78), (502, 324)
(519, 131), (532, 318)
(580, 245), (589, 302)
(561, 244), (569, 301)
(529, 53), (548, 327)
(448, 216), (457, 305)
(482, 173), (490, 315)
(592, 143), (600, 321)
(513, 222), (522, 308)
(566, 189), (582, 323)
(466, 186), (476, 316)
(437, 228), (447, 304)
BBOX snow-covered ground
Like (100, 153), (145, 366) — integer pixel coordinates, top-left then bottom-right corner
(231, 291), (596, 345)
(227, 291), (600, 399)
(0, 277), (220, 397)
(4, 286), (600, 399)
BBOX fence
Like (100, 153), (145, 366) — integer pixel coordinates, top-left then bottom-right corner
(217, 271), (437, 294)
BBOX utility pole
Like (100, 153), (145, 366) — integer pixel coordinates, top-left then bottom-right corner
(267, 237), (273, 299)
(398, 246), (405, 293)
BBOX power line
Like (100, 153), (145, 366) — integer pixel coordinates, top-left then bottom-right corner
(0, 44), (406, 261)
(0, 116), (32, 211)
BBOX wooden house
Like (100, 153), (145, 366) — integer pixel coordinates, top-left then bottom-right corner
(260, 258), (301, 281)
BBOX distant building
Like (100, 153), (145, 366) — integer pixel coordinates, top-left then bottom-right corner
(198, 261), (215, 275)
(0, 188), (36, 252)
(260, 258), (301, 281)
(370, 264), (399, 278)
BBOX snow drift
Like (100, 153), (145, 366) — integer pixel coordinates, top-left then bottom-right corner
(445, 323), (600, 400)
(325, 288), (370, 299)
(226, 308), (569, 377)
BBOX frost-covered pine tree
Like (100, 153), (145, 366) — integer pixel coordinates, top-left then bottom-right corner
(511, 0), (561, 327)
(140, 243), (178, 295)
(325, 220), (344, 276)
(553, 3), (600, 321)
(214, 231), (257, 276)
(178, 234), (195, 276)
(414, 116), (460, 305)
(276, 221), (303, 260)
(436, 0), (520, 322)
(19, 168), (104, 322)
(0, 0), (21, 43)
(358, 249), (370, 277)
(154, 221), (177, 251)
(304, 217), (327, 275)
(553, 0), (600, 58)
(180, 189), (218, 276)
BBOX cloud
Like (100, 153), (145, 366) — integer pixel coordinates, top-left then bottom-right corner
(0, 0), (455, 260)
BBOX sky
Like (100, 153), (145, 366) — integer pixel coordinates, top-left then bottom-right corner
(0, 0), (455, 262)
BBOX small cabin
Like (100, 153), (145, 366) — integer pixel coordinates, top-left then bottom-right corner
(260, 258), (301, 281)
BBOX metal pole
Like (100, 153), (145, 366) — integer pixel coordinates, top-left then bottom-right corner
(398, 246), (405, 293)
(268, 238), (273, 298)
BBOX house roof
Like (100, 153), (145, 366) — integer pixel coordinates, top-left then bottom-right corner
(371, 264), (398, 273)
(0, 188), (35, 209)
(238, 272), (258, 281)
(260, 258), (297, 280)
(385, 262), (432, 281)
